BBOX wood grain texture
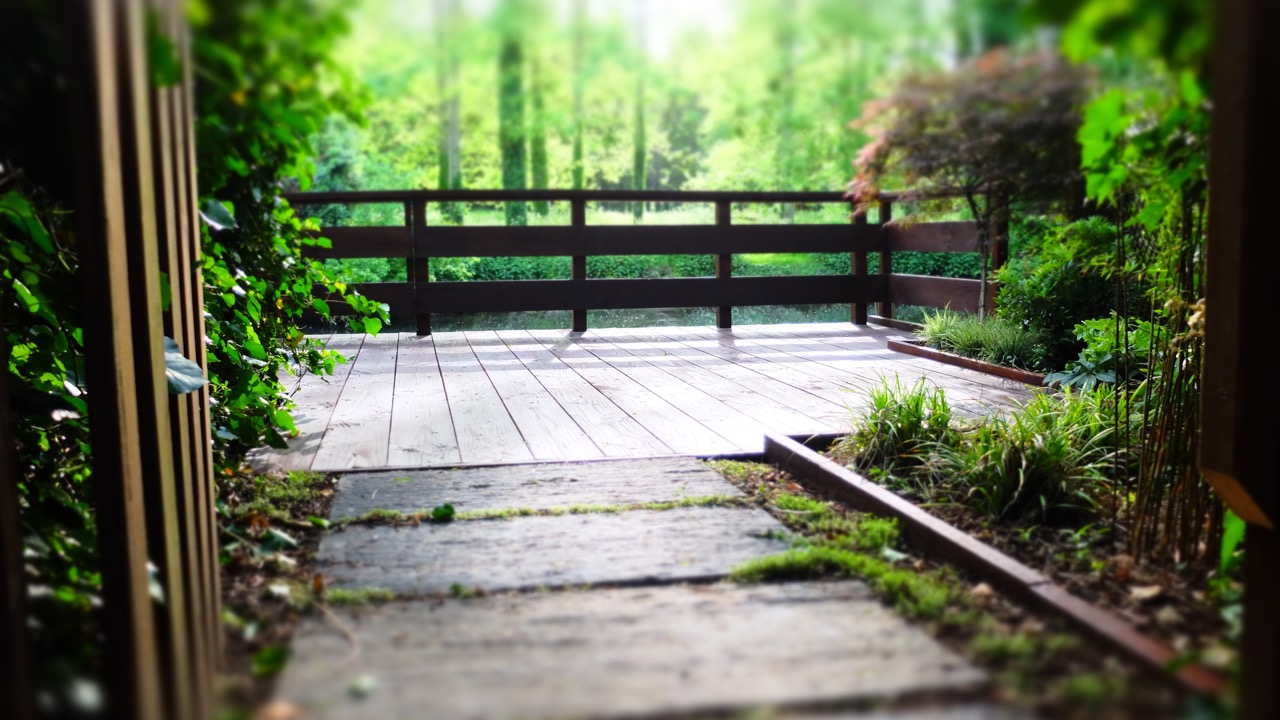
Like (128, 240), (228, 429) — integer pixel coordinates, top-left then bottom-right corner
(387, 334), (460, 467)
(311, 333), (399, 470)
(433, 334), (534, 464)
(250, 333), (360, 472)
(525, 330), (741, 455)
(464, 331), (603, 460)
(495, 331), (672, 457)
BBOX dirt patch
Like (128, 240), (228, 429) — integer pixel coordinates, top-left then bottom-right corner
(215, 469), (338, 716)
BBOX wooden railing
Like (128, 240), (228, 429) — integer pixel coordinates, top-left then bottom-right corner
(283, 189), (1007, 335)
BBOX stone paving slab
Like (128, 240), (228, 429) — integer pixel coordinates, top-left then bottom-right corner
(275, 581), (989, 720)
(318, 506), (789, 594)
(329, 457), (744, 520)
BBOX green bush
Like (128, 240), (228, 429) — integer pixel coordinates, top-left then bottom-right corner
(995, 217), (1129, 370)
(927, 388), (1117, 524)
(1045, 313), (1169, 390)
(472, 256), (570, 281)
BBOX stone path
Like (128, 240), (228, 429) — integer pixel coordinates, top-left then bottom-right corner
(273, 458), (1017, 719)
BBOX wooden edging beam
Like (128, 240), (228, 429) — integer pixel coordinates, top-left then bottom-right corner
(760, 432), (1227, 698)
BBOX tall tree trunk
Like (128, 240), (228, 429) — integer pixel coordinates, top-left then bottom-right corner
(632, 0), (646, 221)
(530, 59), (549, 216)
(498, 7), (527, 226)
(436, 0), (463, 223)
(572, 0), (585, 190)
(777, 2), (796, 223)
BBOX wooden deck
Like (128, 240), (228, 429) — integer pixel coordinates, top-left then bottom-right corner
(249, 323), (1037, 472)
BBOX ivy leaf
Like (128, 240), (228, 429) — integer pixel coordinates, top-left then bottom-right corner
(164, 336), (208, 394)
(362, 317), (383, 335)
(252, 645), (290, 677)
(200, 200), (237, 231)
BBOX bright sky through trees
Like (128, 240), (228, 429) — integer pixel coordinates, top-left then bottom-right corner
(318, 1), (993, 194)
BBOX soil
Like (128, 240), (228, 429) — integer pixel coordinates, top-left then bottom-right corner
(215, 469), (338, 717)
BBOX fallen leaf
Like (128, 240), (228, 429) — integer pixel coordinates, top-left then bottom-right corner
(1154, 605), (1182, 626)
(1129, 584), (1163, 603)
(970, 582), (994, 597)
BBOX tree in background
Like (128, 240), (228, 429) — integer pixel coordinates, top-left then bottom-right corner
(850, 49), (1089, 319)
(435, 0), (465, 223)
(631, 0), (647, 220)
(496, 0), (528, 225)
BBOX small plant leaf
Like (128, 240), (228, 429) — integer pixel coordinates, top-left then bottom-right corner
(252, 645), (290, 676)
(431, 503), (456, 522)
(200, 199), (237, 231)
(164, 336), (208, 394)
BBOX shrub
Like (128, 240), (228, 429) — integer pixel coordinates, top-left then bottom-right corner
(927, 389), (1116, 524)
(1044, 313), (1168, 390)
(829, 375), (956, 476)
(995, 217), (1135, 370)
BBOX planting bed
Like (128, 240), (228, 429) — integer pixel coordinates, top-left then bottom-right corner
(754, 432), (1235, 715)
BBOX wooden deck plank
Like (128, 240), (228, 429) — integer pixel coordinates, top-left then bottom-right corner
(522, 330), (742, 455)
(434, 333), (535, 464)
(590, 328), (840, 436)
(493, 331), (673, 457)
(250, 333), (359, 472)
(747, 325), (1033, 410)
(387, 334), (461, 467)
(615, 327), (853, 427)
(251, 323), (1032, 472)
(464, 331), (604, 461)
(311, 333), (399, 470)
(639, 326), (876, 409)
(541, 332), (770, 452)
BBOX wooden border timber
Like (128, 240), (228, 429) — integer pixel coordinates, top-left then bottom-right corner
(760, 433), (1227, 698)
(885, 339), (1048, 387)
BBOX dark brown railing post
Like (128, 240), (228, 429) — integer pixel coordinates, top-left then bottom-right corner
(715, 201), (732, 329)
(572, 199), (588, 332)
(851, 204), (869, 325)
(876, 201), (894, 320)
(411, 200), (431, 335)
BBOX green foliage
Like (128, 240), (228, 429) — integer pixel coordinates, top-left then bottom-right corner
(729, 546), (950, 620)
(917, 309), (1047, 372)
(828, 375), (956, 476)
(1044, 313), (1167, 390)
(192, 0), (388, 466)
(927, 388), (1117, 524)
(995, 217), (1131, 369)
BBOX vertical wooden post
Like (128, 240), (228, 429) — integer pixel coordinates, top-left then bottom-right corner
(1202, 2), (1280, 720)
(153, 0), (216, 710)
(715, 201), (732, 329)
(0, 307), (34, 720)
(876, 201), (894, 320)
(69, 1), (165, 717)
(404, 201), (415, 282)
(572, 199), (588, 332)
(411, 200), (431, 335)
(175, 0), (221, 673)
(851, 205), (869, 325)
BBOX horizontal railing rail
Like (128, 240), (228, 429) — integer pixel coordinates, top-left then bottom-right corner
(282, 189), (1005, 335)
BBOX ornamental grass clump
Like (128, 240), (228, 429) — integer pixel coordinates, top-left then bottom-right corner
(917, 308), (1047, 372)
(928, 391), (1116, 525)
(830, 376), (955, 477)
